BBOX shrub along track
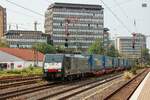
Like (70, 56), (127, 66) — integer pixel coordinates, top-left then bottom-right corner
(104, 68), (149, 100)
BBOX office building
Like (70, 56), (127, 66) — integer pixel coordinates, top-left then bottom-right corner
(115, 33), (146, 59)
(5, 30), (49, 48)
(45, 3), (105, 51)
(0, 5), (7, 38)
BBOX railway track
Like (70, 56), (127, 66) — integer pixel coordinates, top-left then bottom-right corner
(104, 68), (149, 100)
(0, 78), (43, 89)
(0, 81), (58, 100)
(39, 74), (122, 100)
(10, 73), (122, 100)
(0, 75), (42, 84)
(0, 75), (43, 90)
(0, 73), (122, 100)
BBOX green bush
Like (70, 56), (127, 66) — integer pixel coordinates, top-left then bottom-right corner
(130, 66), (137, 75)
(124, 71), (133, 80)
(0, 66), (43, 77)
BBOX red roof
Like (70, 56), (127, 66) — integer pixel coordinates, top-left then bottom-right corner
(0, 48), (44, 61)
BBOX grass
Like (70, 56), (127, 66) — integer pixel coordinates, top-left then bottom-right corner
(0, 67), (42, 78)
(123, 71), (133, 80)
(123, 64), (142, 80)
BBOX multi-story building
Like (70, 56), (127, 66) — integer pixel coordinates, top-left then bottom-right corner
(45, 3), (105, 51)
(0, 5), (7, 38)
(115, 33), (146, 59)
(5, 30), (49, 48)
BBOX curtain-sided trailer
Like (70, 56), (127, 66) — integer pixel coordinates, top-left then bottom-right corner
(43, 54), (133, 80)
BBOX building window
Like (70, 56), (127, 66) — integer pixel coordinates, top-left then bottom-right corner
(88, 24), (90, 28)
(97, 24), (98, 28)
(60, 22), (63, 26)
(93, 13), (95, 16)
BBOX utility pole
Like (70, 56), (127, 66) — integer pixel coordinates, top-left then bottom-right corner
(33, 21), (38, 67)
(9, 24), (11, 30)
(64, 17), (79, 53)
(16, 24), (18, 30)
(132, 32), (137, 66)
(34, 21), (37, 31)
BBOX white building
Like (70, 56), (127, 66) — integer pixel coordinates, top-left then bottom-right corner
(0, 48), (44, 70)
(5, 30), (49, 48)
(115, 33), (146, 59)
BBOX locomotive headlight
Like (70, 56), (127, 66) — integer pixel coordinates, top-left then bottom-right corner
(45, 69), (48, 72)
(58, 69), (61, 72)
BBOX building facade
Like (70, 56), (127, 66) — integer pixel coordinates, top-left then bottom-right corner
(0, 48), (44, 70)
(115, 33), (146, 59)
(0, 5), (7, 38)
(5, 30), (49, 48)
(45, 3), (105, 51)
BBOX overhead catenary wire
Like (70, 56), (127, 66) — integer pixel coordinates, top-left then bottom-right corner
(0, 0), (46, 31)
(113, 0), (129, 19)
(118, 0), (136, 6)
(4, 0), (44, 17)
(99, 0), (131, 33)
(113, 0), (138, 32)
(7, 8), (36, 18)
(0, 1), (42, 20)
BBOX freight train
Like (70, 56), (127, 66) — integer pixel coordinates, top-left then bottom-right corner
(43, 54), (134, 80)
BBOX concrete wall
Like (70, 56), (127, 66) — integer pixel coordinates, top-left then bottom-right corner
(24, 61), (43, 68)
(0, 61), (43, 70)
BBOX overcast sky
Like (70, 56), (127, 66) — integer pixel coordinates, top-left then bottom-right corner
(0, 0), (150, 48)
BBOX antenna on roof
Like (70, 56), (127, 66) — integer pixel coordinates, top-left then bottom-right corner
(16, 24), (18, 30)
(34, 21), (37, 31)
(9, 24), (11, 30)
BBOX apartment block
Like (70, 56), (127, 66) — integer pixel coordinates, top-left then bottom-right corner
(115, 33), (146, 59)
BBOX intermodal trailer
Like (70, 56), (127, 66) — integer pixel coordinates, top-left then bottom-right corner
(63, 54), (91, 78)
(113, 57), (119, 68)
(92, 55), (104, 71)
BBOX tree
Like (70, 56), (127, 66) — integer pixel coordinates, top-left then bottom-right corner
(106, 45), (120, 57)
(141, 48), (150, 64)
(88, 39), (105, 54)
(0, 38), (9, 47)
(32, 43), (56, 54)
(55, 45), (65, 53)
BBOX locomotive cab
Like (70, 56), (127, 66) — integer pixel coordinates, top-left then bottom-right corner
(43, 54), (64, 80)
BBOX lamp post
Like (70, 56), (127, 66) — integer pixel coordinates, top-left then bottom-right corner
(103, 28), (109, 55)
(33, 33), (39, 67)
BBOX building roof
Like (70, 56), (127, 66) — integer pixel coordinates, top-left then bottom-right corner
(48, 2), (103, 10)
(116, 36), (132, 39)
(0, 48), (44, 61)
(6, 30), (44, 35)
(0, 51), (23, 62)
